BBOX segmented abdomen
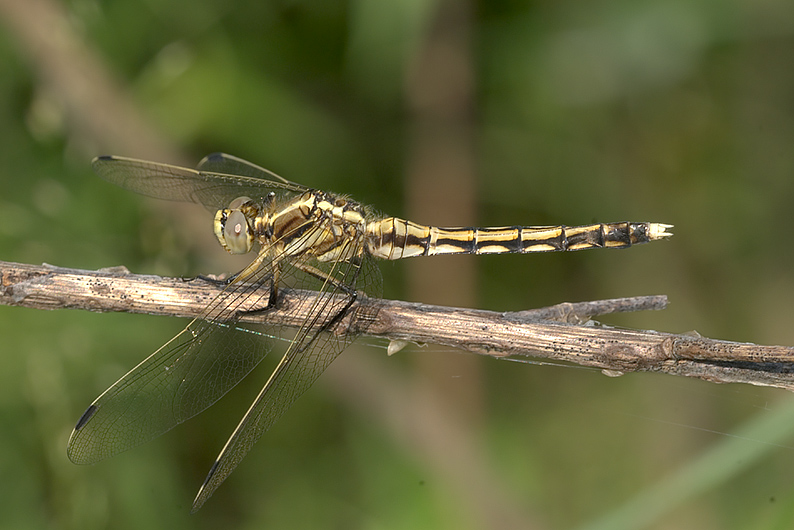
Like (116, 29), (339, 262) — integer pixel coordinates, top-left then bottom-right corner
(365, 218), (672, 260)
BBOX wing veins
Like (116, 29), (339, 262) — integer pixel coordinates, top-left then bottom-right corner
(191, 237), (364, 511)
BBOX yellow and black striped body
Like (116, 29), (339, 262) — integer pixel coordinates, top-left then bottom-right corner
(215, 190), (671, 264)
(364, 217), (672, 260)
(266, 190), (367, 263)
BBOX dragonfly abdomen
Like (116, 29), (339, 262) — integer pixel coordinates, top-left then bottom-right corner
(366, 218), (672, 260)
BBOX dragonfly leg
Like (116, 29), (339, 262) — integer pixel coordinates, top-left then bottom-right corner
(292, 260), (356, 298)
(290, 260), (359, 335)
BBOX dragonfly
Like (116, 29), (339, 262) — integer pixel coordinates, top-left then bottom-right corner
(67, 153), (672, 511)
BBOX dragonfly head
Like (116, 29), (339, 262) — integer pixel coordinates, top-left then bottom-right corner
(214, 196), (256, 254)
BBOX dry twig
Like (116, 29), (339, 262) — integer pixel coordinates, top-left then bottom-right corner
(3, 260), (794, 392)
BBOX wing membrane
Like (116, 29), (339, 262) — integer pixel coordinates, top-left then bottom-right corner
(92, 155), (306, 211)
(68, 212), (317, 463)
(191, 237), (368, 511)
(77, 153), (382, 510)
(196, 152), (298, 185)
(66, 261), (281, 463)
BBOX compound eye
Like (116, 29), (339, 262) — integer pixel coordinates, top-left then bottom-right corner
(222, 210), (252, 254)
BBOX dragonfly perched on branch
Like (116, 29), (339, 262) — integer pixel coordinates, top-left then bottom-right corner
(66, 153), (672, 511)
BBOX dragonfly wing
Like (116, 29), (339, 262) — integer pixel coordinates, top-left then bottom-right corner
(196, 152), (302, 188)
(191, 240), (370, 512)
(67, 263), (278, 464)
(92, 155), (306, 211)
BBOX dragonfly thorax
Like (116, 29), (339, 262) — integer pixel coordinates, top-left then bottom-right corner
(214, 190), (370, 262)
(272, 190), (368, 262)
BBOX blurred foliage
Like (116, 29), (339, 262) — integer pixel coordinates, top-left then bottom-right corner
(1, 0), (794, 528)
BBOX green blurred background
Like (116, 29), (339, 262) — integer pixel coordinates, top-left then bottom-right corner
(1, 0), (794, 528)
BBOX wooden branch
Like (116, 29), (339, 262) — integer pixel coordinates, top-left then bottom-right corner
(3, 260), (794, 392)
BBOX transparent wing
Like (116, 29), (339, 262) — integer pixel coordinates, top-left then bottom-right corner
(196, 152), (298, 185)
(92, 154), (307, 211)
(66, 254), (285, 464)
(191, 238), (381, 512)
(67, 203), (383, 507)
(79, 153), (383, 505)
